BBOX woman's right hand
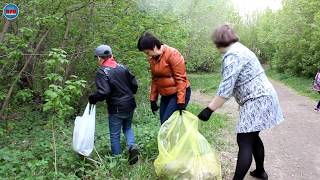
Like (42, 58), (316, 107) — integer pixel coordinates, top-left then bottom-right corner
(151, 101), (159, 115)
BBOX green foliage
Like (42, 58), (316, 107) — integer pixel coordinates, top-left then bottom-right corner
(1, 0), (239, 115)
(14, 89), (33, 103)
(45, 48), (69, 75)
(238, 0), (320, 77)
(43, 49), (86, 122)
(0, 89), (6, 102)
(0, 32), (29, 73)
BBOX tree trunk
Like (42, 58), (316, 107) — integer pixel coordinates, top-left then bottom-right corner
(0, 20), (10, 43)
(61, 14), (74, 82)
(64, 40), (82, 80)
(60, 14), (73, 49)
(17, 30), (42, 90)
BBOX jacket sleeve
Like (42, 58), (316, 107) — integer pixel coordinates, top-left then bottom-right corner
(150, 74), (159, 102)
(127, 70), (138, 94)
(93, 69), (111, 101)
(169, 50), (187, 104)
(216, 54), (242, 99)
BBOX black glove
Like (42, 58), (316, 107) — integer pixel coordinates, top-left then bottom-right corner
(197, 107), (214, 121)
(88, 94), (98, 105)
(151, 101), (159, 115)
(177, 103), (186, 115)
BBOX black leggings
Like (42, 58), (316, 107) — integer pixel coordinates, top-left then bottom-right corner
(233, 131), (265, 180)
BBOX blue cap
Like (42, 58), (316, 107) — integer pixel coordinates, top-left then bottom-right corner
(95, 45), (112, 57)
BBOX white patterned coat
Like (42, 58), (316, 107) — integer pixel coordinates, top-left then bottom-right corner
(216, 42), (284, 133)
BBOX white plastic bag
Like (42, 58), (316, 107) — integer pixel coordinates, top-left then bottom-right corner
(72, 103), (96, 156)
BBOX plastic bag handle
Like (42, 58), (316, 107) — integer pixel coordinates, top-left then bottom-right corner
(179, 110), (184, 116)
(89, 104), (91, 115)
(89, 104), (95, 115)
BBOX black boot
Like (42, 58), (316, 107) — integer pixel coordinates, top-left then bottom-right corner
(250, 169), (268, 180)
(128, 146), (139, 165)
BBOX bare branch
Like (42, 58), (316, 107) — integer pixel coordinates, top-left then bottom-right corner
(63, 1), (94, 16)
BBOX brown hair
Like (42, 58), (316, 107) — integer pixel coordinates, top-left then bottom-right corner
(212, 24), (239, 48)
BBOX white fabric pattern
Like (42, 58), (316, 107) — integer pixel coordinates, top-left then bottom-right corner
(216, 42), (284, 133)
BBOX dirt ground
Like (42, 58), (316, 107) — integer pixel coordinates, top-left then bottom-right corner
(190, 80), (320, 180)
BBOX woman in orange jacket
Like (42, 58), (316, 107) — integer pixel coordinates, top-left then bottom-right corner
(137, 32), (191, 124)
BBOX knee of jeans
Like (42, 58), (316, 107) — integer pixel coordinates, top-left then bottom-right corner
(110, 131), (121, 138)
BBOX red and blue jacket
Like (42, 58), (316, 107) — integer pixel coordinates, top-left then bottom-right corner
(92, 57), (138, 113)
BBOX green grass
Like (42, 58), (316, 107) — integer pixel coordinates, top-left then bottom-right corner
(266, 69), (319, 100)
(0, 72), (230, 179)
(0, 103), (227, 179)
(188, 73), (221, 94)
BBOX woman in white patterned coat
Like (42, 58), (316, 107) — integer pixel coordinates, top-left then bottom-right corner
(197, 24), (283, 180)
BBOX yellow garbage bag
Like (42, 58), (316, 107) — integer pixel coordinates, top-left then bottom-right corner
(154, 111), (222, 180)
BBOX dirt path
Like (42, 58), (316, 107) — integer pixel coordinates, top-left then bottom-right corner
(190, 80), (320, 180)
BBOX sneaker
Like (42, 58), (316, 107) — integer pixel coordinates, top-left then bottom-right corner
(250, 170), (268, 180)
(314, 108), (320, 112)
(128, 146), (139, 165)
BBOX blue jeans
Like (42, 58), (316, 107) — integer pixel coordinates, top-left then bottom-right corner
(108, 111), (136, 156)
(159, 87), (191, 124)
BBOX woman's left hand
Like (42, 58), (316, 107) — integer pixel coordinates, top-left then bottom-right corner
(177, 103), (185, 115)
(197, 107), (214, 121)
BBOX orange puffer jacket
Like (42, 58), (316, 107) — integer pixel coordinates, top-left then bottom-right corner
(148, 45), (190, 104)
